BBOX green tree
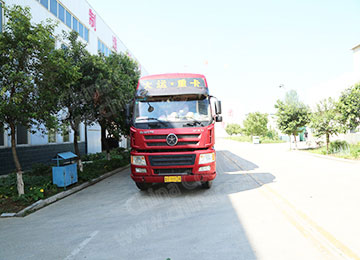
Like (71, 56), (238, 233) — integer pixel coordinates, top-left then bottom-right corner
(89, 52), (140, 159)
(275, 90), (310, 149)
(243, 112), (268, 137)
(310, 98), (342, 153)
(266, 127), (279, 140)
(57, 31), (89, 171)
(0, 5), (60, 195)
(337, 83), (360, 131)
(225, 123), (242, 136)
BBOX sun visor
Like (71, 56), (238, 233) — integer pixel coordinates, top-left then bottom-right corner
(136, 77), (209, 98)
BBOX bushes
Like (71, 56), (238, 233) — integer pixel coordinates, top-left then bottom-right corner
(227, 136), (252, 142)
(260, 137), (285, 143)
(0, 173), (54, 203)
(0, 149), (130, 213)
(81, 147), (128, 161)
(310, 140), (360, 159)
(329, 140), (349, 154)
(82, 152), (106, 161)
(225, 124), (242, 136)
(266, 128), (280, 140)
(350, 147), (360, 158)
(227, 134), (284, 143)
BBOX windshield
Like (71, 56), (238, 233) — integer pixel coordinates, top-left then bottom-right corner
(134, 98), (211, 123)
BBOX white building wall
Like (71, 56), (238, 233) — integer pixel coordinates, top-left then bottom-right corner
(2, 0), (146, 153)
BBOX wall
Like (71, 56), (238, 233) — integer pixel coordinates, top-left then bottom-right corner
(0, 142), (85, 175)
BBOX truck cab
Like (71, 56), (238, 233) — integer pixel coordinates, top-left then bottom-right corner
(128, 73), (222, 190)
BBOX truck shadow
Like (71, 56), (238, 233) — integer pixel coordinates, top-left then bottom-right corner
(123, 150), (276, 259)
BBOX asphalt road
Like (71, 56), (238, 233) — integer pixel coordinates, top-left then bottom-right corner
(1, 138), (360, 260)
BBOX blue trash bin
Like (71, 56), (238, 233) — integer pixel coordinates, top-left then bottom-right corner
(52, 152), (78, 189)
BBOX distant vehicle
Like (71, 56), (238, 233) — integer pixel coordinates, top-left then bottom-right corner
(126, 73), (222, 190)
(253, 136), (260, 144)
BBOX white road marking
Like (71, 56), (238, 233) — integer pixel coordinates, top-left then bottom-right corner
(64, 230), (99, 260)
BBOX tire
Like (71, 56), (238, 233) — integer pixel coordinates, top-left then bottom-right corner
(135, 182), (149, 191)
(201, 180), (213, 189)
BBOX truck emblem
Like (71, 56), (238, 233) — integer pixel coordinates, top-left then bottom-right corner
(166, 133), (178, 146)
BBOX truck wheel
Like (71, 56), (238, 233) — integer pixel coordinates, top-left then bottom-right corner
(135, 182), (149, 191)
(201, 181), (213, 189)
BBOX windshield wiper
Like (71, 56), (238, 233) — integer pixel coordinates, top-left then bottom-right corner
(136, 117), (167, 125)
(183, 119), (204, 127)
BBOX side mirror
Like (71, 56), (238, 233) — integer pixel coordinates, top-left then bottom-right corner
(215, 115), (223, 122)
(215, 100), (222, 115)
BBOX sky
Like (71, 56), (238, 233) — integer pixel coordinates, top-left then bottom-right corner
(87, 0), (360, 121)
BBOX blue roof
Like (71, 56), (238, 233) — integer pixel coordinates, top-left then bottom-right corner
(57, 152), (78, 160)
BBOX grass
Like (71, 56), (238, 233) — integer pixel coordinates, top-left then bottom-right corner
(227, 136), (252, 142)
(0, 148), (130, 214)
(227, 136), (285, 144)
(307, 144), (360, 160)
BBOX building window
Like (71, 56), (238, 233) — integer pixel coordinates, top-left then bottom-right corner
(72, 17), (78, 32)
(58, 3), (64, 22)
(50, 0), (57, 16)
(84, 28), (89, 42)
(62, 125), (69, 142)
(79, 23), (84, 38)
(0, 2), (3, 33)
(0, 124), (4, 146)
(98, 39), (111, 56)
(66, 10), (71, 28)
(16, 125), (28, 145)
(48, 128), (56, 143)
(40, 0), (48, 9)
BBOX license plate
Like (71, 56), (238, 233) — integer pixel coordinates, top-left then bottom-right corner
(164, 176), (182, 183)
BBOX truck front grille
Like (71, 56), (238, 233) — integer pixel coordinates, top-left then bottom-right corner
(144, 134), (200, 140)
(144, 134), (200, 147)
(153, 168), (193, 175)
(148, 154), (196, 166)
(147, 141), (198, 147)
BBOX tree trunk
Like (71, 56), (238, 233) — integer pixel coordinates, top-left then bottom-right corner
(326, 133), (330, 154)
(10, 123), (24, 196)
(101, 124), (106, 152)
(73, 127), (83, 172)
(100, 122), (111, 161)
(293, 133), (298, 150)
(288, 135), (291, 150)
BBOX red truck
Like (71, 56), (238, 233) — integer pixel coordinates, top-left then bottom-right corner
(127, 73), (222, 190)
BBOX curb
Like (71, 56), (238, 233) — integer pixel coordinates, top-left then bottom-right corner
(294, 150), (360, 164)
(1, 165), (130, 218)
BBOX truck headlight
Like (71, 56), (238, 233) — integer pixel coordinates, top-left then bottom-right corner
(199, 153), (215, 164)
(131, 155), (146, 166)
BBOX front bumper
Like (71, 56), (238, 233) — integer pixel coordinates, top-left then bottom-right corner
(130, 149), (216, 183)
(131, 173), (216, 183)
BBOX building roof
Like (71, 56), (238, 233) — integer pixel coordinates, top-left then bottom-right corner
(351, 43), (360, 51)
